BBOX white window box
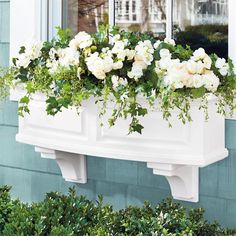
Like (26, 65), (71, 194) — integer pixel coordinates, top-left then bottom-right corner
(10, 87), (228, 202)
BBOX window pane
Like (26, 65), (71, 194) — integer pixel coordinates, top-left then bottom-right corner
(173, 0), (228, 58)
(115, 0), (166, 37)
(63, 0), (109, 35)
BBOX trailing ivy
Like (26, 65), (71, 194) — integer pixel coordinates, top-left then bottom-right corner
(0, 26), (236, 134)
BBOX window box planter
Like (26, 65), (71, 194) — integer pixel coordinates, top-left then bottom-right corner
(10, 87), (228, 202)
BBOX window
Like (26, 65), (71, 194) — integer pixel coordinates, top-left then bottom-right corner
(173, 0), (228, 58)
(62, 0), (168, 37)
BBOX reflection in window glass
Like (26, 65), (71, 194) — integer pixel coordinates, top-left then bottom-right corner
(173, 0), (228, 58)
(63, 0), (109, 35)
(115, 0), (166, 37)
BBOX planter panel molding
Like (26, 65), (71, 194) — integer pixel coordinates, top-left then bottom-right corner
(10, 88), (228, 202)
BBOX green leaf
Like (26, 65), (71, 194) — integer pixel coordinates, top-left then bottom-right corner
(191, 87), (206, 99)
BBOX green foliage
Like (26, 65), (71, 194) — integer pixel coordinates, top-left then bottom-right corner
(0, 186), (235, 235)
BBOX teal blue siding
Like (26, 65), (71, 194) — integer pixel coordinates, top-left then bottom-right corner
(1, 1), (236, 228)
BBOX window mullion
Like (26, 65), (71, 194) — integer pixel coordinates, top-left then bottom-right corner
(166, 0), (173, 39)
(229, 0), (236, 66)
(109, 0), (115, 27)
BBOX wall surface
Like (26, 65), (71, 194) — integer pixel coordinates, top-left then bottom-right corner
(1, 0), (236, 228)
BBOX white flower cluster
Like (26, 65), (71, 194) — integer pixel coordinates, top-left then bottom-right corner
(46, 31), (93, 75)
(16, 41), (43, 68)
(69, 31), (93, 50)
(86, 34), (135, 80)
(215, 57), (230, 76)
(155, 48), (222, 92)
(46, 47), (80, 74)
(111, 75), (128, 90)
(128, 40), (154, 80)
(86, 52), (113, 80)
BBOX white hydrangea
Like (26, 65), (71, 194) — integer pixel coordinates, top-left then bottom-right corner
(16, 41), (43, 68)
(159, 49), (171, 59)
(69, 31), (93, 50)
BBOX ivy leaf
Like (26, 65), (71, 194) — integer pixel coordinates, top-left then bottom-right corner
(191, 87), (206, 99)
(137, 107), (148, 117)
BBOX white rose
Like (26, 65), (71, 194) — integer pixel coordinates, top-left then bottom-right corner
(93, 69), (106, 80)
(154, 40), (161, 49)
(159, 49), (171, 59)
(72, 31), (93, 49)
(192, 74), (204, 88)
(125, 49), (135, 60)
(186, 60), (197, 74)
(164, 38), (175, 46)
(203, 55), (212, 69)
(159, 58), (171, 70)
(203, 72), (220, 92)
(196, 61), (204, 74)
(193, 48), (206, 61)
(112, 41), (125, 54)
(117, 51), (126, 60)
(113, 60), (123, 70)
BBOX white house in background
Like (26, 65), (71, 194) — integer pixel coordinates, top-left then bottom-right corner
(114, 0), (228, 35)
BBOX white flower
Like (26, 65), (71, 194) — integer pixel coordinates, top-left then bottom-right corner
(215, 58), (229, 76)
(113, 61), (123, 70)
(196, 61), (204, 74)
(57, 47), (80, 67)
(16, 40), (43, 68)
(86, 52), (113, 80)
(219, 67), (229, 76)
(111, 75), (127, 89)
(69, 31), (93, 50)
(203, 71), (220, 92)
(215, 58), (226, 69)
(164, 38), (175, 46)
(16, 54), (31, 68)
(117, 51), (126, 60)
(112, 34), (121, 43)
(112, 41), (125, 54)
(203, 55), (212, 69)
(159, 49), (171, 59)
(186, 60), (197, 74)
(125, 49), (135, 60)
(154, 40), (161, 49)
(192, 74), (204, 88)
(192, 48), (206, 61)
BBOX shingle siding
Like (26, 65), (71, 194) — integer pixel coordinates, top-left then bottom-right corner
(0, 1), (236, 228)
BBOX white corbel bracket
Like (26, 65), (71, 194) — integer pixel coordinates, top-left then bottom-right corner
(35, 147), (87, 184)
(34, 146), (199, 202)
(147, 163), (199, 202)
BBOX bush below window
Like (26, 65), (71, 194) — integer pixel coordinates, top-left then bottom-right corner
(0, 186), (235, 235)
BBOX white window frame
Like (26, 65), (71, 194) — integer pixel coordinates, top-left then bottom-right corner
(10, 0), (236, 66)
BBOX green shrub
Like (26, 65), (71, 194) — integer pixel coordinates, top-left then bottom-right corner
(175, 24), (228, 58)
(0, 186), (235, 235)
